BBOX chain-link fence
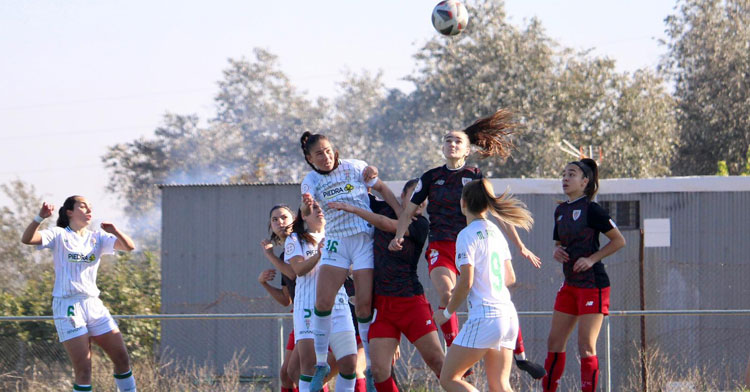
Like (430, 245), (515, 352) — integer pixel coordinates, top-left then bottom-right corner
(2, 310), (749, 391)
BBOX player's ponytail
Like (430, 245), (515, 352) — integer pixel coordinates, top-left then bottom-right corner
(461, 109), (517, 159)
(300, 131), (340, 174)
(580, 158), (599, 199)
(56, 195), (81, 228)
(569, 159), (599, 200)
(291, 205), (316, 245)
(462, 179), (533, 231)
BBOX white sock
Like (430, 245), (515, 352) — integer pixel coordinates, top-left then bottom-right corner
(73, 384), (91, 392)
(299, 374), (312, 392)
(335, 373), (356, 392)
(515, 351), (527, 361)
(312, 308), (333, 365)
(357, 314), (373, 368)
(114, 369), (137, 392)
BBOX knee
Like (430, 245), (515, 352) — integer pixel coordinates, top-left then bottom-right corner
(338, 354), (357, 375)
(370, 361), (390, 382)
(355, 304), (372, 319)
(578, 343), (596, 358)
(424, 351), (444, 373)
(315, 295), (335, 311)
(547, 334), (566, 352)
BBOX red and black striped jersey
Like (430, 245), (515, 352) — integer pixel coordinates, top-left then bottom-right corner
(371, 195), (429, 297)
(410, 165), (483, 243)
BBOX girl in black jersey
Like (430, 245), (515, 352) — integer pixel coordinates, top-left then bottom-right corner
(330, 180), (444, 391)
(389, 109), (545, 378)
(541, 159), (625, 392)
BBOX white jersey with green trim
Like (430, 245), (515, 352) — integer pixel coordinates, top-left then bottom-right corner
(37, 227), (117, 298)
(284, 232), (349, 313)
(300, 159), (374, 239)
(455, 219), (516, 319)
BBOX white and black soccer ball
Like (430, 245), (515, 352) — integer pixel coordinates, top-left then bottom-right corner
(431, 0), (469, 36)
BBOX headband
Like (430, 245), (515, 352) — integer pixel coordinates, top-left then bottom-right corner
(569, 161), (593, 179)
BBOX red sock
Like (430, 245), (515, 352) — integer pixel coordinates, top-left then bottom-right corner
(374, 376), (399, 392)
(542, 352), (566, 392)
(354, 378), (366, 392)
(438, 307), (459, 346)
(581, 355), (599, 392)
(514, 327), (525, 355)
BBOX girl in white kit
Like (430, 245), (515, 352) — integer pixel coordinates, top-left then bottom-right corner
(21, 196), (137, 392)
(433, 179), (534, 392)
(285, 201), (359, 392)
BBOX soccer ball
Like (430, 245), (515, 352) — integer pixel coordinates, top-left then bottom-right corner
(431, 0), (469, 36)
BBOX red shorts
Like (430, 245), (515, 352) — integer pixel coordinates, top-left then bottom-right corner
(554, 283), (610, 316)
(369, 294), (438, 343)
(426, 240), (458, 275)
(286, 330), (295, 351)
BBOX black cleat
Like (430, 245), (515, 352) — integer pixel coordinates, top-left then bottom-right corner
(515, 358), (546, 379)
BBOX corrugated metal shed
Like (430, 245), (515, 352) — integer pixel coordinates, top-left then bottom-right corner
(160, 176), (750, 388)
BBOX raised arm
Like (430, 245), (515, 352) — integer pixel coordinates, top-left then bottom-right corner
(101, 222), (136, 252)
(497, 220), (541, 268)
(363, 165), (402, 216)
(258, 269), (292, 307)
(21, 202), (54, 245)
(328, 201), (410, 235)
(388, 201), (419, 251)
(261, 239), (296, 280)
(288, 240), (325, 277)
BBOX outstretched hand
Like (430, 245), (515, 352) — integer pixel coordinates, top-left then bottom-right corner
(327, 201), (354, 213)
(260, 239), (274, 254)
(39, 202), (54, 219)
(258, 269), (276, 284)
(363, 166), (379, 185)
(388, 237), (404, 252)
(100, 222), (118, 234)
(521, 247), (542, 268)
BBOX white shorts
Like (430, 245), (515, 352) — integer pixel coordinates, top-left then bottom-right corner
(294, 305), (355, 342)
(52, 296), (118, 342)
(320, 232), (373, 271)
(453, 316), (519, 350)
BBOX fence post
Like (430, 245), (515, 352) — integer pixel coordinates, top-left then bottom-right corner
(605, 315), (611, 392)
(278, 317), (284, 392)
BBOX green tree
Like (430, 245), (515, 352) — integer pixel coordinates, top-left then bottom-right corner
(103, 0), (678, 217)
(663, 0), (750, 175)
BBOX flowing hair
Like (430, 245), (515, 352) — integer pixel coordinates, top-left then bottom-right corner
(461, 108), (517, 159)
(462, 179), (533, 231)
(290, 204), (317, 246)
(56, 196), (82, 228)
(300, 131), (340, 174)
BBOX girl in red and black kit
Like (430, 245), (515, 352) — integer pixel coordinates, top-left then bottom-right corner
(330, 179), (444, 392)
(542, 159), (625, 392)
(389, 109), (545, 379)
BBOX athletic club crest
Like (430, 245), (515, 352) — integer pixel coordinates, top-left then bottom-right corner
(572, 210), (581, 221)
(461, 177), (472, 186)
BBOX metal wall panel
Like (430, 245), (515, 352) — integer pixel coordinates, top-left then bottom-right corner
(161, 180), (750, 388)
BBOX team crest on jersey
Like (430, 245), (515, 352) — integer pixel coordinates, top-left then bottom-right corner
(461, 177), (472, 186)
(572, 210), (581, 221)
(413, 180), (422, 193)
(435, 179), (445, 185)
(557, 215), (563, 221)
(301, 183), (310, 194)
(285, 242), (295, 255)
(90, 237), (97, 246)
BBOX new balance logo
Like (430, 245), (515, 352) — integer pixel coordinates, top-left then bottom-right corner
(426, 320), (432, 326)
(585, 301), (594, 306)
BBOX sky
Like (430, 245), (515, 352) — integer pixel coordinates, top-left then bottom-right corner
(0, 0), (677, 225)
